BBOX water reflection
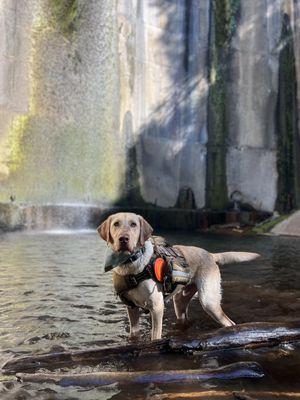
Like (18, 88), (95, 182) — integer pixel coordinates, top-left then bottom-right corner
(0, 231), (300, 399)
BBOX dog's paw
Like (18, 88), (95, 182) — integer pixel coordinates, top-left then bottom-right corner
(129, 331), (140, 340)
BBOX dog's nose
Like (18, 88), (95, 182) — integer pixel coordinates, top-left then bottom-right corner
(119, 235), (129, 244)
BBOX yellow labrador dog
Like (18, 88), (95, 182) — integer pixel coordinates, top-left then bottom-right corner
(98, 212), (260, 340)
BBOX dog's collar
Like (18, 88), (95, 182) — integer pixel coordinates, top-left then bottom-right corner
(104, 247), (145, 272)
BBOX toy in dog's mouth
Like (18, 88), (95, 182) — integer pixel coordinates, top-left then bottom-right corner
(104, 247), (135, 272)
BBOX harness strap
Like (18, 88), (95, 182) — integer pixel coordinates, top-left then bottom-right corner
(123, 262), (154, 290)
(117, 261), (155, 310)
(155, 245), (188, 267)
(113, 245), (190, 309)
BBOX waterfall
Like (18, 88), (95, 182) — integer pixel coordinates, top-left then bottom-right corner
(0, 0), (300, 230)
(0, 0), (122, 207)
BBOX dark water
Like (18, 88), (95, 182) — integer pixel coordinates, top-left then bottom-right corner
(0, 230), (300, 399)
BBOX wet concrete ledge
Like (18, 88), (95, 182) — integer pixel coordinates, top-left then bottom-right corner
(0, 203), (270, 232)
(270, 210), (300, 236)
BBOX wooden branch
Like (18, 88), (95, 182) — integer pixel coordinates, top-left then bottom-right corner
(3, 322), (300, 374)
(16, 362), (264, 387)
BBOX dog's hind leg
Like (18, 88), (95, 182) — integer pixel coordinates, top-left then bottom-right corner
(173, 283), (197, 323)
(195, 265), (235, 327)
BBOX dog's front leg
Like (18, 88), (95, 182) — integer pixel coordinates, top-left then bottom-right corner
(127, 307), (140, 338)
(150, 302), (164, 340)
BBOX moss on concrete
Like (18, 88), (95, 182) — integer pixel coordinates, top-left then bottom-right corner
(214, 0), (240, 48)
(7, 115), (31, 174)
(206, 0), (240, 210)
(252, 214), (288, 234)
(276, 13), (300, 212)
(49, 0), (78, 37)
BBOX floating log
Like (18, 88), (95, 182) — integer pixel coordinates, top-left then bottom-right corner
(3, 322), (300, 374)
(16, 362), (264, 387)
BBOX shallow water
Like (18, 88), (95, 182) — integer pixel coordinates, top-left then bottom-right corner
(0, 231), (300, 399)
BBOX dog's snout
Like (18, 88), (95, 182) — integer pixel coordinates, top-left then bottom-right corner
(119, 235), (129, 244)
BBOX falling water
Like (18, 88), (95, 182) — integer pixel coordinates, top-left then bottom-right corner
(0, 0), (300, 230)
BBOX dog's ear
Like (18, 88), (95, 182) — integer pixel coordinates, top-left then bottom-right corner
(138, 216), (153, 246)
(97, 216), (113, 243)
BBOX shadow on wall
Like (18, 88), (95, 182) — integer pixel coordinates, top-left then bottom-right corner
(275, 13), (300, 213)
(113, 0), (240, 212)
(117, 77), (204, 210)
(114, 1), (300, 220)
(115, 0), (212, 212)
(93, 0), (279, 230)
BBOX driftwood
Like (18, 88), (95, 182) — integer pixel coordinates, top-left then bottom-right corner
(16, 362), (264, 387)
(3, 322), (300, 374)
(169, 321), (300, 351)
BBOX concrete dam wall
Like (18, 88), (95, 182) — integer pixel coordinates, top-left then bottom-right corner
(0, 0), (300, 228)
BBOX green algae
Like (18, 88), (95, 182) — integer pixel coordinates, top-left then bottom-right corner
(2, 1), (122, 205)
(214, 0), (240, 48)
(206, 0), (240, 210)
(276, 13), (300, 212)
(252, 214), (288, 234)
(7, 115), (32, 174)
(49, 0), (78, 37)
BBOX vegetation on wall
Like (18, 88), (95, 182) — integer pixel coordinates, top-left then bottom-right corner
(49, 0), (78, 37)
(276, 13), (300, 212)
(206, 0), (240, 210)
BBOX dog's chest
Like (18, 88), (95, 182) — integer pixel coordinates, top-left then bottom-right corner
(113, 271), (162, 309)
(127, 279), (162, 309)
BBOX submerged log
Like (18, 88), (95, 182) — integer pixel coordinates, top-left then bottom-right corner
(3, 322), (300, 374)
(16, 362), (264, 387)
(2, 339), (170, 374)
(159, 391), (300, 399)
(169, 321), (300, 351)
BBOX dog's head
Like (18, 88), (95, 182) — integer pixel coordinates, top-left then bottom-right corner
(97, 212), (153, 254)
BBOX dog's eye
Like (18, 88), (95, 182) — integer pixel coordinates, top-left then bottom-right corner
(113, 221), (120, 227)
(130, 222), (137, 227)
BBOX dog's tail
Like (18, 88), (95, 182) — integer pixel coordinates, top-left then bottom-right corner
(212, 252), (260, 265)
